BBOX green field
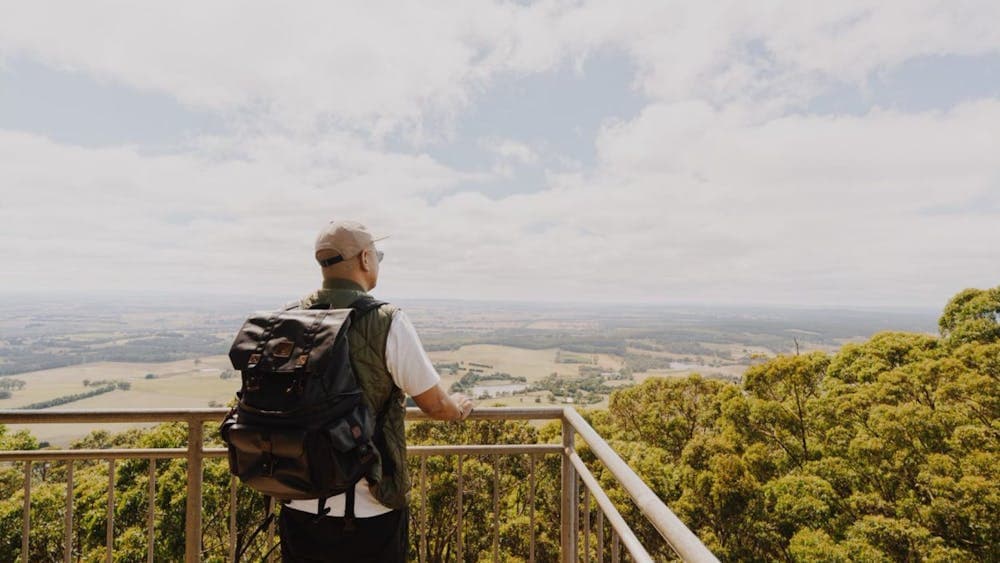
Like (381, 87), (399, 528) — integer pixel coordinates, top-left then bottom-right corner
(1, 297), (938, 446)
(4, 345), (633, 444)
(1, 338), (766, 446)
(0, 355), (239, 445)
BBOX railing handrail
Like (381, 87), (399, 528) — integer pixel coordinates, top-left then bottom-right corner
(561, 407), (720, 563)
(0, 444), (566, 461)
(0, 406), (716, 562)
(0, 406), (565, 424)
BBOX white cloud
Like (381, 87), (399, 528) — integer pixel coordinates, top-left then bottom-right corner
(480, 138), (538, 165)
(0, 2), (509, 136)
(606, 0), (1000, 108)
(1, 1), (999, 306)
(3, 1), (998, 127)
(4, 97), (997, 305)
(0, 130), (469, 295)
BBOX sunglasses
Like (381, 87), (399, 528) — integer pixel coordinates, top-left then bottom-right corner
(317, 248), (384, 268)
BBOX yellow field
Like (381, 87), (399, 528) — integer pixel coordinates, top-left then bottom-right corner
(1, 355), (239, 446)
(0, 355), (234, 408)
(428, 345), (623, 383)
(0, 344), (725, 446)
(4, 388), (235, 446)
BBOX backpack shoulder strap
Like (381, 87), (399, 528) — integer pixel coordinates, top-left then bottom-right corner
(346, 295), (397, 478)
(348, 295), (387, 318)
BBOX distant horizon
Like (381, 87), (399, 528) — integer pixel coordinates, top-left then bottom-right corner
(0, 287), (945, 314)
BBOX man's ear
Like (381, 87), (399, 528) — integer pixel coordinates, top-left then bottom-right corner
(358, 248), (372, 272)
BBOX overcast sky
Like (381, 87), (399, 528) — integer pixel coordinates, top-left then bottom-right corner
(1, 1), (998, 307)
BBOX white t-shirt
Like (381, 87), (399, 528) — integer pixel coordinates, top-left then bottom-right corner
(285, 309), (440, 517)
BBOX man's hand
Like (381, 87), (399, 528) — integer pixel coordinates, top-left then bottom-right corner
(451, 392), (474, 420)
(413, 384), (476, 421)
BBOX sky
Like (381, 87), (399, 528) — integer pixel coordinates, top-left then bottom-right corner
(0, 1), (998, 308)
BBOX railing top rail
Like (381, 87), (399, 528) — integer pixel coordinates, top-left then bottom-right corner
(0, 408), (229, 424)
(0, 443), (565, 462)
(561, 407), (720, 563)
(0, 406), (565, 424)
(406, 406), (564, 420)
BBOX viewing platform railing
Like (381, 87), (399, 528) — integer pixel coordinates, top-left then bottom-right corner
(0, 407), (718, 563)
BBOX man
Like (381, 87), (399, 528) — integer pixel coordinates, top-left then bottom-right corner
(278, 220), (474, 562)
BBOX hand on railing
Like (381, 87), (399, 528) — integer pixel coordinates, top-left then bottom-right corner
(452, 392), (474, 420)
(411, 384), (475, 421)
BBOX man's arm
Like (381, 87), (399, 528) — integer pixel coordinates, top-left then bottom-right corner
(384, 308), (475, 421)
(412, 385), (473, 421)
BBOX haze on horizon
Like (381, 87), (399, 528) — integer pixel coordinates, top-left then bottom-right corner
(1, 2), (998, 309)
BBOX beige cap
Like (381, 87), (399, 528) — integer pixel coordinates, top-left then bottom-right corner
(314, 220), (388, 265)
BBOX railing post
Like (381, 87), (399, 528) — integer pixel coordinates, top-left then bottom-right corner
(22, 461), (31, 563)
(457, 454), (464, 562)
(149, 460), (157, 563)
(65, 462), (74, 563)
(185, 419), (204, 563)
(107, 459), (115, 563)
(561, 411), (577, 563)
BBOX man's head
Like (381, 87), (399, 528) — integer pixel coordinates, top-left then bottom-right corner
(314, 220), (387, 290)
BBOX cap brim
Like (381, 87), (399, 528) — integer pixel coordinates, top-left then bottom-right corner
(372, 235), (390, 243)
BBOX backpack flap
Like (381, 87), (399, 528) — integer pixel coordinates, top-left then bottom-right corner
(227, 424), (307, 459)
(229, 308), (354, 376)
(225, 423), (317, 499)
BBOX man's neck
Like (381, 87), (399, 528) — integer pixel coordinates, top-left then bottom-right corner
(321, 277), (369, 292)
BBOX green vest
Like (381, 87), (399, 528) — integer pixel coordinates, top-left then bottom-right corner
(298, 278), (410, 509)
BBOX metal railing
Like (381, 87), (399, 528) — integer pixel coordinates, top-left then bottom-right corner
(0, 407), (718, 562)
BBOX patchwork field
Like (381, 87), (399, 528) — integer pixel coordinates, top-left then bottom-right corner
(1, 295), (939, 446)
(428, 344), (623, 382)
(0, 355), (239, 445)
(2, 344), (705, 445)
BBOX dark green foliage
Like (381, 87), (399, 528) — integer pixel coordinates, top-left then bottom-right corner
(588, 285), (1000, 561)
(17, 385), (118, 410)
(623, 353), (678, 373)
(449, 371), (526, 393)
(938, 286), (1000, 345)
(0, 378), (26, 391)
(529, 374), (610, 404)
(0, 333), (229, 376)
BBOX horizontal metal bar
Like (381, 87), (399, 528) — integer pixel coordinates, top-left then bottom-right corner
(0, 449), (217, 461)
(569, 452), (652, 563)
(562, 408), (720, 563)
(0, 444), (562, 463)
(0, 406), (564, 425)
(408, 444), (562, 456)
(406, 407), (564, 420)
(0, 408), (228, 424)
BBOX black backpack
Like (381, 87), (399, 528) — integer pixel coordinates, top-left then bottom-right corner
(220, 296), (386, 537)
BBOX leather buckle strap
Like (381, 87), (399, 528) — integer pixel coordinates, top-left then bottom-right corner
(318, 255), (344, 267)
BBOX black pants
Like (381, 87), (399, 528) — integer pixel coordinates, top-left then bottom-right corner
(278, 506), (409, 562)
